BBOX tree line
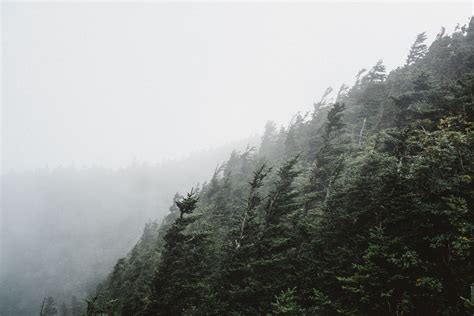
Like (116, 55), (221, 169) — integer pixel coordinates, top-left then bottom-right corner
(91, 19), (474, 315)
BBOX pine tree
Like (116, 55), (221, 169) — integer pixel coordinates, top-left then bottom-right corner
(260, 121), (279, 159)
(149, 190), (210, 315)
(271, 288), (305, 315)
(365, 59), (387, 83)
(337, 224), (410, 315)
(254, 156), (302, 312)
(213, 163), (271, 314)
(94, 18), (474, 316)
(306, 103), (347, 211)
(406, 32), (428, 65)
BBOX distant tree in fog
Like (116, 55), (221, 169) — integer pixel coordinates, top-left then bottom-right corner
(59, 302), (68, 316)
(42, 296), (57, 316)
(71, 296), (81, 316)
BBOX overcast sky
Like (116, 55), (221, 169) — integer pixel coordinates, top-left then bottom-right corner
(1, 1), (472, 172)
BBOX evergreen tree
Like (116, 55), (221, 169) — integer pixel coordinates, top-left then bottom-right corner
(214, 163), (271, 314)
(260, 121), (279, 159)
(42, 296), (58, 316)
(271, 288), (305, 315)
(94, 19), (474, 316)
(406, 32), (428, 65)
(306, 102), (347, 211)
(364, 59), (387, 83)
(149, 190), (210, 315)
(254, 156), (302, 312)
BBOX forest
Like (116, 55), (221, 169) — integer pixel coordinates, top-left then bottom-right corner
(2, 13), (473, 316)
(0, 138), (257, 316)
(73, 19), (474, 315)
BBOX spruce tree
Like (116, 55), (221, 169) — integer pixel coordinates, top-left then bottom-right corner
(254, 156), (302, 313)
(93, 19), (474, 316)
(406, 32), (428, 66)
(149, 190), (210, 315)
(306, 102), (346, 211)
(214, 164), (271, 314)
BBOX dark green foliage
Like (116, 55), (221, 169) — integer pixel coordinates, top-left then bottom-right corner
(213, 163), (272, 314)
(96, 20), (474, 315)
(305, 102), (348, 211)
(271, 288), (305, 315)
(148, 191), (212, 315)
(94, 222), (162, 315)
(176, 190), (199, 219)
(255, 156), (303, 312)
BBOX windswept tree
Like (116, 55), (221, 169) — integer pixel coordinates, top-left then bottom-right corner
(149, 190), (210, 315)
(94, 19), (474, 316)
(306, 103), (347, 210)
(254, 156), (303, 312)
(406, 32), (428, 65)
(215, 163), (272, 314)
(365, 59), (387, 83)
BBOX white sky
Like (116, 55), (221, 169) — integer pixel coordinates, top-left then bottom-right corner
(1, 1), (472, 172)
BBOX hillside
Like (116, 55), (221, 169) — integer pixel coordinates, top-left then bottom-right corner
(91, 20), (474, 315)
(0, 137), (258, 316)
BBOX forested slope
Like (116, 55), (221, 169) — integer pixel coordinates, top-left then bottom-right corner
(94, 20), (474, 315)
(0, 138), (257, 316)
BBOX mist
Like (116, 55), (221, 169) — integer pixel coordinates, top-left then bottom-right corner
(1, 2), (473, 316)
(3, 2), (470, 172)
(0, 137), (258, 315)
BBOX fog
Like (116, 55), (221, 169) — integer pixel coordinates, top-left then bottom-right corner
(0, 137), (258, 315)
(3, 2), (470, 172)
(1, 1), (472, 315)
